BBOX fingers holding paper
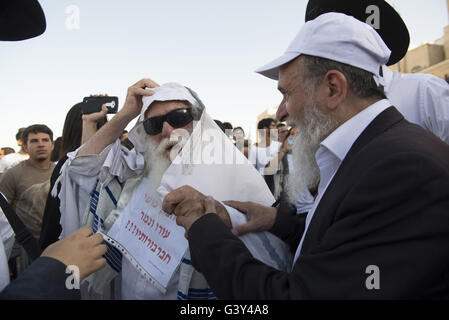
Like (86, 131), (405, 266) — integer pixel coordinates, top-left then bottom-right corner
(223, 200), (278, 237)
(162, 185), (232, 237)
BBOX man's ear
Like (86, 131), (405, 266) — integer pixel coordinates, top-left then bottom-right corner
(320, 70), (348, 111)
(22, 142), (28, 153)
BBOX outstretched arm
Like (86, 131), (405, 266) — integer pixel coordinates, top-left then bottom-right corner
(77, 79), (159, 156)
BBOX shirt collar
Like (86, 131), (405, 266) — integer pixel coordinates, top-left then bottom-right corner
(381, 65), (394, 94)
(319, 99), (392, 163)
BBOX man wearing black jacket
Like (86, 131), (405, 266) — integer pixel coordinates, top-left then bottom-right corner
(163, 13), (449, 299)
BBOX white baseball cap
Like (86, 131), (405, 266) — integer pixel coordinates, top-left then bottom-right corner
(255, 12), (391, 82)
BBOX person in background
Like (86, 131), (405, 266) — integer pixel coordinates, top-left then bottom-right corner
(276, 123), (289, 143)
(0, 124), (55, 276)
(120, 130), (134, 150)
(223, 121), (234, 140)
(0, 128), (29, 175)
(50, 137), (62, 163)
(232, 126), (245, 142)
(249, 118), (283, 195)
(0, 147), (15, 159)
(214, 119), (227, 133)
(232, 126), (245, 155)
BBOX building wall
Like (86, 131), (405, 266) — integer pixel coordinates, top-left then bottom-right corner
(389, 19), (449, 82)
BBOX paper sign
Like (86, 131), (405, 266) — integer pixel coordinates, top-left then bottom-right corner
(106, 177), (188, 292)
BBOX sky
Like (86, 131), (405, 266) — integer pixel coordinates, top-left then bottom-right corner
(0, 0), (448, 149)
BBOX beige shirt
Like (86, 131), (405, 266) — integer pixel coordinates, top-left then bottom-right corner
(0, 160), (54, 239)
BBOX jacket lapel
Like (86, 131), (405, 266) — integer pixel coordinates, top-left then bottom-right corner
(300, 106), (404, 253)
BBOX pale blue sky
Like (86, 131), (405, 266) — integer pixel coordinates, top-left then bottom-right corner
(1, 0), (448, 149)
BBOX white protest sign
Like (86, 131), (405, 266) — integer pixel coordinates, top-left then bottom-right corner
(106, 177), (188, 293)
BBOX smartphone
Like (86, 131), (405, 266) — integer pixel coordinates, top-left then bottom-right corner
(82, 96), (118, 114)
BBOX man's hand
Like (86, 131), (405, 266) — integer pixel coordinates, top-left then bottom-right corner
(162, 186), (231, 238)
(223, 200), (277, 236)
(82, 94), (109, 124)
(77, 79), (159, 156)
(41, 226), (107, 281)
(122, 78), (160, 119)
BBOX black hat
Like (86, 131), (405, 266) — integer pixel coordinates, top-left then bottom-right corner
(305, 0), (410, 65)
(0, 0), (46, 41)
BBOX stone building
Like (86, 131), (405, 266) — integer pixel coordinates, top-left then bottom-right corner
(389, 0), (449, 82)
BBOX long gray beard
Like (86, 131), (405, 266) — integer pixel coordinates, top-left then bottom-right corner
(285, 99), (339, 202)
(143, 137), (174, 194)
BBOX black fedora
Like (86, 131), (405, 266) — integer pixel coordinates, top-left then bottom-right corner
(305, 0), (410, 65)
(0, 0), (46, 41)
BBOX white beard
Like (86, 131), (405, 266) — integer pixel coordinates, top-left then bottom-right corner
(285, 96), (339, 202)
(143, 137), (176, 194)
(113, 135), (188, 221)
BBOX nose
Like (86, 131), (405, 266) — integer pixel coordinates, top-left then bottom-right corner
(276, 100), (288, 122)
(161, 121), (175, 139)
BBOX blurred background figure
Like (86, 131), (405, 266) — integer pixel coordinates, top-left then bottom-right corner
(214, 119), (226, 133)
(0, 147), (15, 160)
(223, 121), (234, 140)
(50, 137), (62, 163)
(248, 118), (281, 194)
(232, 126), (246, 157)
(276, 123), (289, 143)
(119, 130), (133, 150)
(232, 126), (245, 143)
(0, 128), (29, 175)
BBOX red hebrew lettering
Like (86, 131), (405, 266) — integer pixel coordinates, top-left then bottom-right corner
(162, 229), (170, 239)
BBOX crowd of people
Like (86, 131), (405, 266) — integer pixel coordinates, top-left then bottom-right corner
(1, 0), (449, 301)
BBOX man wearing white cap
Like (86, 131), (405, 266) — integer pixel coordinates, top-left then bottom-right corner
(56, 79), (291, 299)
(165, 13), (449, 299)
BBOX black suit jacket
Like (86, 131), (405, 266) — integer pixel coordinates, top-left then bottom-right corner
(188, 107), (449, 299)
(0, 257), (80, 299)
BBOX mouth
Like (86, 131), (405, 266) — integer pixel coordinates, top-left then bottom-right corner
(165, 141), (178, 152)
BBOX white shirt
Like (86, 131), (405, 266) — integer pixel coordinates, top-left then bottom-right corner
(0, 153), (29, 173)
(293, 99), (392, 264)
(248, 141), (282, 175)
(383, 66), (449, 144)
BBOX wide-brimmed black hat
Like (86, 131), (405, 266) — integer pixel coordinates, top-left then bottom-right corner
(0, 0), (46, 41)
(305, 0), (410, 65)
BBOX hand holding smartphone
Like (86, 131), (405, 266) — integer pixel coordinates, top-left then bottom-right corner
(82, 96), (119, 114)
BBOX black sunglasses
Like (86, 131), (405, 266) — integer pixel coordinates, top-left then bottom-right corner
(143, 108), (194, 135)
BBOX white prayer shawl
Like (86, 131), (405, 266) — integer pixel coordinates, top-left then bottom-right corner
(56, 83), (292, 299)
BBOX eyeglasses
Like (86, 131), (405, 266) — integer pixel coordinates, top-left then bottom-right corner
(143, 108), (194, 135)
